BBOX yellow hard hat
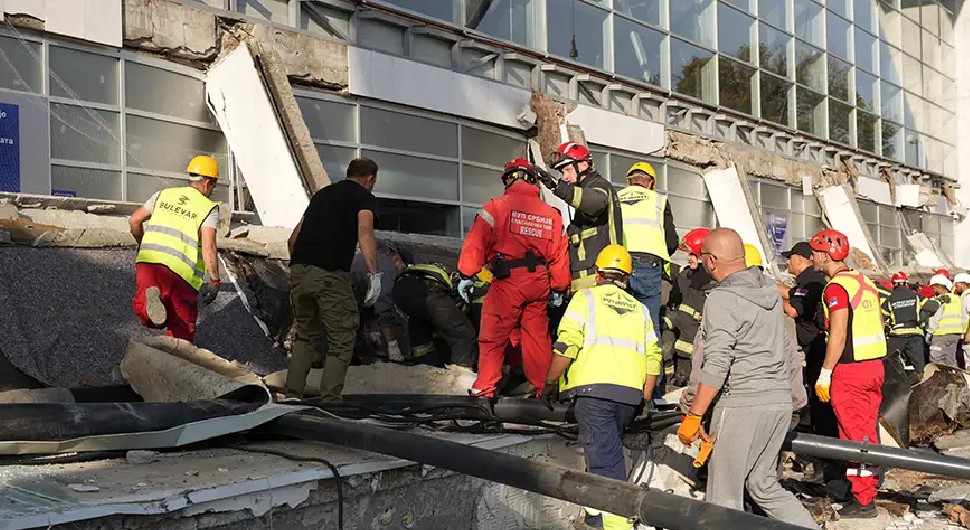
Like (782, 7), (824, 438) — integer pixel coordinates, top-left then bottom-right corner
(186, 155), (220, 179)
(595, 244), (633, 275)
(626, 161), (656, 180)
(477, 267), (493, 284)
(744, 243), (763, 268)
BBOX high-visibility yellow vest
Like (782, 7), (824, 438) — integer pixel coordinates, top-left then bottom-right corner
(822, 270), (887, 363)
(403, 263), (453, 289)
(136, 187), (215, 291)
(935, 292), (965, 336)
(962, 291), (970, 334)
(617, 185), (669, 261)
(556, 283), (662, 405)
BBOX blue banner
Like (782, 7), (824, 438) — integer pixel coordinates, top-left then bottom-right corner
(766, 212), (788, 256)
(0, 103), (20, 192)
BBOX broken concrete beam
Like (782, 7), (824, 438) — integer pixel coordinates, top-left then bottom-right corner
(909, 365), (970, 445)
(263, 364), (479, 396)
(0, 218), (63, 244)
(18, 208), (131, 232)
(530, 92), (576, 164)
(251, 24), (348, 89)
(123, 0), (219, 63)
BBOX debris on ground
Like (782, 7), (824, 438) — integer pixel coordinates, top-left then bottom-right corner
(944, 504), (970, 528)
(125, 450), (159, 465)
(909, 366), (970, 445)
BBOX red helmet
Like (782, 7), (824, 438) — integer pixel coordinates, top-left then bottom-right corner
(892, 271), (909, 284)
(501, 157), (536, 187)
(549, 142), (591, 171)
(809, 229), (850, 261)
(678, 227), (711, 257)
(935, 268), (950, 279)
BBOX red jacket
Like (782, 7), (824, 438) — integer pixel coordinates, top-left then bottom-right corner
(458, 181), (570, 291)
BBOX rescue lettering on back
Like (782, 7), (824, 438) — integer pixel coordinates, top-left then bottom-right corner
(510, 210), (553, 240)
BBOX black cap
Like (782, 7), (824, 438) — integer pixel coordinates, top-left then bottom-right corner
(782, 241), (814, 259)
(389, 243), (415, 265)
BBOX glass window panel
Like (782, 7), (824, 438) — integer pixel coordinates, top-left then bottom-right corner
(50, 104), (120, 164)
(941, 43), (954, 78)
(0, 36), (41, 93)
(880, 205), (899, 227)
(614, 0), (662, 27)
(358, 19), (406, 56)
(759, 22), (790, 77)
(300, 2), (351, 41)
(667, 166), (706, 198)
(315, 144), (356, 184)
(614, 17), (664, 85)
(125, 115), (227, 173)
(827, 11), (851, 60)
(718, 4), (755, 62)
(857, 110), (879, 153)
(795, 40), (826, 91)
(719, 57), (755, 114)
(881, 81), (902, 121)
(903, 92), (920, 130)
(376, 197), (461, 237)
(297, 97), (356, 143)
(941, 8), (954, 44)
(50, 165), (121, 201)
(758, 0), (788, 30)
(465, 0), (535, 46)
(237, 0), (290, 23)
(127, 172), (230, 205)
(880, 42), (901, 86)
(854, 0), (875, 33)
(796, 87), (825, 136)
(360, 106), (457, 157)
(669, 196), (715, 228)
(828, 0), (850, 19)
(670, 0), (715, 48)
(590, 149), (608, 178)
(670, 38), (716, 102)
(904, 129), (921, 167)
(858, 201), (878, 223)
(856, 70), (878, 112)
(461, 126), (526, 166)
(901, 15), (920, 53)
(125, 62), (213, 124)
(760, 183), (789, 209)
(805, 214), (825, 236)
(922, 31), (941, 72)
(761, 72), (792, 126)
(829, 99), (852, 145)
(855, 27), (877, 73)
(882, 120), (903, 160)
(377, 0), (455, 22)
(923, 66), (942, 102)
(547, 1), (607, 69)
(793, 0), (824, 47)
(362, 149), (458, 201)
(610, 155), (665, 189)
(462, 164), (505, 205)
(922, 2), (940, 35)
(49, 47), (118, 105)
(879, 3), (900, 44)
(828, 55), (851, 102)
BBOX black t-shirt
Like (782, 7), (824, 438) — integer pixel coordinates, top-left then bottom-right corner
(290, 180), (378, 272)
(789, 268), (826, 347)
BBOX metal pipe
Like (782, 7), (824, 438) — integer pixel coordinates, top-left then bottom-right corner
(269, 413), (806, 530)
(784, 431), (970, 480)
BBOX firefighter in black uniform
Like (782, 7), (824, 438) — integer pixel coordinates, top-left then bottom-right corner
(886, 271), (927, 376)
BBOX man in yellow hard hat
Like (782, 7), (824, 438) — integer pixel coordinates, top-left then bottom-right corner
(541, 244), (661, 530)
(128, 155), (222, 342)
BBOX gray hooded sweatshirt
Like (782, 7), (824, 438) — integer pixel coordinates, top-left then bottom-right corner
(697, 266), (793, 408)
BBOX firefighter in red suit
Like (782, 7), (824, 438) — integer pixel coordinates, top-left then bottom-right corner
(457, 158), (570, 397)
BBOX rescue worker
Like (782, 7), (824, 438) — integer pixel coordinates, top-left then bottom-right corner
(616, 161), (679, 334)
(957, 273), (970, 364)
(354, 243), (411, 362)
(926, 274), (964, 368)
(392, 261), (477, 368)
(458, 158), (570, 397)
(886, 271), (927, 375)
(129, 155), (222, 342)
(541, 245), (661, 530)
(662, 227), (715, 387)
(677, 229), (818, 528)
(810, 229), (886, 519)
(534, 142), (622, 293)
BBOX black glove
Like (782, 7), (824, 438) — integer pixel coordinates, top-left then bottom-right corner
(533, 164), (558, 189)
(634, 398), (654, 419)
(539, 379), (560, 410)
(199, 280), (220, 306)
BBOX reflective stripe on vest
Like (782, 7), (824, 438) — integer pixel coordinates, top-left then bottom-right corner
(404, 263), (453, 289)
(135, 187), (214, 291)
(962, 291), (970, 334)
(936, 293), (964, 335)
(823, 270), (887, 362)
(618, 186), (669, 261)
(676, 303), (701, 321)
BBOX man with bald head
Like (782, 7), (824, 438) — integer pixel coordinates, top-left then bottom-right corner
(677, 229), (817, 528)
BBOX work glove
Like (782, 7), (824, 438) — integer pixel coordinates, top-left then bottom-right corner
(199, 280), (220, 306)
(363, 272), (382, 308)
(457, 277), (475, 303)
(386, 339), (405, 362)
(533, 164), (558, 189)
(814, 367), (833, 403)
(677, 413), (702, 446)
(548, 291), (565, 308)
(539, 379), (560, 410)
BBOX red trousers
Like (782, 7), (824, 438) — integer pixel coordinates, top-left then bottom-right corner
(133, 262), (199, 342)
(831, 359), (884, 506)
(473, 269), (551, 396)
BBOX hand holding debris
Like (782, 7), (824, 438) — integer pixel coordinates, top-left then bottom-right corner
(363, 272), (382, 307)
(539, 380), (559, 410)
(199, 280), (220, 306)
(677, 413), (702, 446)
(533, 164), (558, 189)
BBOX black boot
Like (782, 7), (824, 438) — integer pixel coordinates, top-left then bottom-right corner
(839, 499), (878, 519)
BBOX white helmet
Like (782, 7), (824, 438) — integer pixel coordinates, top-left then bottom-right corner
(954, 272), (970, 285)
(930, 274), (953, 291)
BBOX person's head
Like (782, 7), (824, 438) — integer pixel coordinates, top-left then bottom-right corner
(186, 155), (220, 198)
(594, 244), (633, 288)
(809, 229), (850, 279)
(550, 142), (592, 184)
(891, 271), (910, 288)
(936, 268), (951, 280)
(700, 228), (747, 282)
(347, 157), (379, 192)
(678, 227), (711, 270)
(782, 242), (814, 276)
(501, 158), (538, 189)
(625, 161), (656, 190)
(388, 244), (414, 275)
(930, 274), (953, 295)
(743, 243), (763, 270)
(953, 273), (970, 295)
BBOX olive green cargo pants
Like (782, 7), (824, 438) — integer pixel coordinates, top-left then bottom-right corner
(286, 264), (359, 400)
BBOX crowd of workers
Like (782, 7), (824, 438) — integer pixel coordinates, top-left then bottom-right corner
(127, 150), (970, 530)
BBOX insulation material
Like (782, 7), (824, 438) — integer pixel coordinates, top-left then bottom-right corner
(906, 232), (954, 269)
(895, 184), (923, 208)
(817, 186), (878, 264)
(567, 104), (665, 155)
(702, 166), (770, 265)
(206, 43), (309, 228)
(857, 177), (893, 206)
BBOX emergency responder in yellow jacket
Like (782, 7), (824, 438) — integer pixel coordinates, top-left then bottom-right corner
(926, 273), (964, 368)
(541, 244), (661, 530)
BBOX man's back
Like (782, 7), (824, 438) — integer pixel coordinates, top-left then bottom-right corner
(292, 180), (377, 272)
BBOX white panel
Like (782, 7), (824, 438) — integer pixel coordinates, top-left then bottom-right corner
(856, 177), (893, 205)
(205, 44), (309, 228)
(818, 186), (877, 263)
(703, 166), (769, 266)
(568, 104), (665, 155)
(894, 184), (922, 208)
(5, 0), (121, 47)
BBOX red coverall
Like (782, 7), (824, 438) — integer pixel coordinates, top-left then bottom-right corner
(132, 262), (199, 342)
(458, 180), (570, 396)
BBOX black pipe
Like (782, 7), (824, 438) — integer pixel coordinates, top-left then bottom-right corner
(268, 412), (806, 530)
(784, 431), (970, 480)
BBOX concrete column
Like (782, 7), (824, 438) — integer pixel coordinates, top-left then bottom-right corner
(954, 1), (970, 268)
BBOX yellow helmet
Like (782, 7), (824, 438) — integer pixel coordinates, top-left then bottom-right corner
(744, 243), (763, 268)
(477, 267), (493, 284)
(595, 244), (633, 275)
(626, 161), (656, 180)
(186, 155), (220, 179)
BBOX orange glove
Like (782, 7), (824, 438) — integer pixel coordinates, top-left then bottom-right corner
(814, 367), (832, 403)
(678, 413), (702, 446)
